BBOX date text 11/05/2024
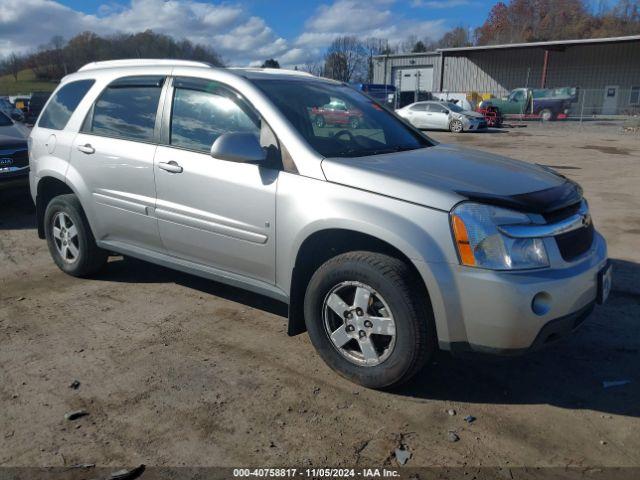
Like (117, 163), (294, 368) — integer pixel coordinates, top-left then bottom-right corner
(233, 468), (401, 478)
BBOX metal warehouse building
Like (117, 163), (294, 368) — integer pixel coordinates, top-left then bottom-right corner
(372, 35), (640, 115)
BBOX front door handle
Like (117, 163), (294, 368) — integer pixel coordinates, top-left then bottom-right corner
(77, 144), (95, 154)
(158, 161), (183, 174)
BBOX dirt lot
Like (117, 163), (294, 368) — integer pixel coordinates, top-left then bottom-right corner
(1, 123), (639, 472)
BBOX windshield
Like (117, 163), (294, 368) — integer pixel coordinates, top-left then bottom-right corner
(0, 111), (12, 126)
(252, 79), (432, 158)
(445, 102), (464, 113)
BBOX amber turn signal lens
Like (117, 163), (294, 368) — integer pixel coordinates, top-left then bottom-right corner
(452, 214), (476, 266)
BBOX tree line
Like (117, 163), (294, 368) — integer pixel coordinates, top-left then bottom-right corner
(0, 30), (223, 83)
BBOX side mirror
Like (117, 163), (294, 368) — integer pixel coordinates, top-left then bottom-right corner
(210, 132), (266, 164)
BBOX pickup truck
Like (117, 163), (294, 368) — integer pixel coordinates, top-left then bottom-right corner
(479, 87), (578, 121)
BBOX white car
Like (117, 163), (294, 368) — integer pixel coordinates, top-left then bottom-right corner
(397, 101), (487, 133)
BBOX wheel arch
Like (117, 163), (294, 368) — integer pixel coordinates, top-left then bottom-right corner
(287, 228), (433, 337)
(35, 168), (98, 240)
(35, 175), (75, 239)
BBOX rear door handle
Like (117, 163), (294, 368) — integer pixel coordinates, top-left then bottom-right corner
(77, 144), (95, 154)
(158, 161), (183, 174)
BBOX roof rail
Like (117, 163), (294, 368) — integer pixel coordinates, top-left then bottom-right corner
(229, 67), (315, 77)
(78, 59), (213, 72)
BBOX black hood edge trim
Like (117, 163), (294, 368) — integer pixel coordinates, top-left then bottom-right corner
(456, 180), (583, 214)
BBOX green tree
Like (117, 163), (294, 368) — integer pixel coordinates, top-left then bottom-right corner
(261, 58), (280, 68)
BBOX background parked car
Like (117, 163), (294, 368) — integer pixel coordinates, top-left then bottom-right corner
(397, 100), (487, 133)
(0, 111), (30, 188)
(351, 83), (396, 106)
(10, 95), (31, 113)
(479, 87), (578, 121)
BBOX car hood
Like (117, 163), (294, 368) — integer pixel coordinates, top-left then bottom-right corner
(461, 110), (484, 119)
(0, 123), (29, 144)
(321, 144), (574, 212)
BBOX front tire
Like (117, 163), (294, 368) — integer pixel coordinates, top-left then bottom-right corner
(304, 251), (435, 389)
(44, 194), (108, 277)
(449, 119), (464, 133)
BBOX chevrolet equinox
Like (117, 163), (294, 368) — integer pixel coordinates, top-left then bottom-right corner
(29, 60), (611, 388)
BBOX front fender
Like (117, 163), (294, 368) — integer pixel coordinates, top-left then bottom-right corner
(275, 172), (458, 339)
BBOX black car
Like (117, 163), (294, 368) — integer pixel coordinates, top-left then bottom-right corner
(0, 111), (30, 188)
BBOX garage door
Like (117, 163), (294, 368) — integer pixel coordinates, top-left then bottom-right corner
(395, 67), (433, 92)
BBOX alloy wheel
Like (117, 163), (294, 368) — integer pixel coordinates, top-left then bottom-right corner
(322, 281), (396, 366)
(52, 212), (80, 263)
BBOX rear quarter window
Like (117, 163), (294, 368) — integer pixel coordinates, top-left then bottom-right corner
(38, 79), (95, 130)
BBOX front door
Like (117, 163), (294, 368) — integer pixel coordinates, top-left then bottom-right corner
(153, 77), (278, 284)
(69, 75), (166, 251)
(426, 103), (450, 130)
(603, 86), (619, 115)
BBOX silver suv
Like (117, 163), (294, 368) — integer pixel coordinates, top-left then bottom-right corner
(29, 60), (611, 388)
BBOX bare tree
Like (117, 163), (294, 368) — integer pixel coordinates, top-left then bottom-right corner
(362, 37), (390, 82)
(50, 35), (68, 75)
(300, 60), (324, 77)
(323, 36), (365, 82)
(438, 26), (472, 48)
(7, 53), (21, 81)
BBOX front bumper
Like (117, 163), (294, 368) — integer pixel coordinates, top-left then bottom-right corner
(0, 166), (29, 189)
(462, 118), (488, 131)
(419, 231), (608, 355)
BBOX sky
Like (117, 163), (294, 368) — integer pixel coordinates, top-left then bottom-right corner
(0, 0), (503, 66)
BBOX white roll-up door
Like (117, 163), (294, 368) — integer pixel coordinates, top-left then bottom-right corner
(395, 67), (434, 92)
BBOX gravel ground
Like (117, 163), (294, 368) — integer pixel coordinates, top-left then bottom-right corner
(1, 123), (639, 471)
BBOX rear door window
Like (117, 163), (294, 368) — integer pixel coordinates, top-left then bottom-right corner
(84, 76), (164, 142)
(38, 79), (95, 130)
(426, 103), (447, 113)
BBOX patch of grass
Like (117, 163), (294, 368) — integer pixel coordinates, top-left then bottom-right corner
(0, 69), (58, 96)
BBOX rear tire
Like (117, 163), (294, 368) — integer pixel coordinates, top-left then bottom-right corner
(540, 109), (555, 122)
(315, 116), (326, 128)
(304, 251), (435, 389)
(349, 117), (360, 129)
(44, 194), (108, 277)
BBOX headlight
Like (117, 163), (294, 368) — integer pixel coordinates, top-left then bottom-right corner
(451, 202), (549, 270)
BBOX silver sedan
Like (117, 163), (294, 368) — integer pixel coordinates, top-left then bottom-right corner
(397, 100), (487, 133)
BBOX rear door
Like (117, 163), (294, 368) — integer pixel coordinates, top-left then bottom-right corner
(69, 75), (166, 251)
(153, 76), (279, 284)
(406, 103), (428, 128)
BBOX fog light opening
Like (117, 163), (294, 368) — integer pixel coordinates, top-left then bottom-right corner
(532, 292), (552, 316)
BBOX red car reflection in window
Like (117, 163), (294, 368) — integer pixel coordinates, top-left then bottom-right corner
(311, 100), (364, 129)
